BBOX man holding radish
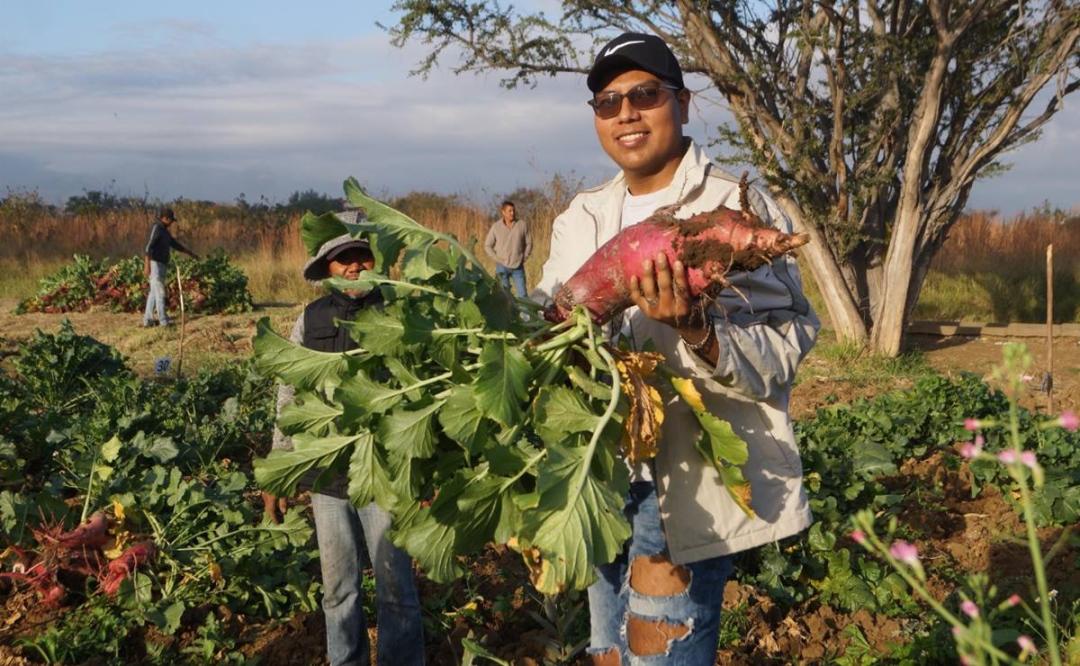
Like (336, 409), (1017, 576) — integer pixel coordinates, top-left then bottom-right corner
(534, 32), (820, 663)
(263, 221), (425, 666)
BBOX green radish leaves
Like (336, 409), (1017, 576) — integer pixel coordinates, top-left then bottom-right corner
(300, 211), (348, 257)
(253, 318), (359, 393)
(252, 184), (754, 594)
(473, 342), (531, 427)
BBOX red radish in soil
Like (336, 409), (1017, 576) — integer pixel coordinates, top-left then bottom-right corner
(0, 563), (66, 607)
(100, 541), (157, 596)
(547, 197), (808, 324)
(52, 512), (112, 550)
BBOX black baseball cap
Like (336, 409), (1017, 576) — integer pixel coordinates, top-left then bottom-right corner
(587, 32), (684, 93)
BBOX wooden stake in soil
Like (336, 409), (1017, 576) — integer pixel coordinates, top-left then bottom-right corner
(1046, 244), (1054, 413)
(175, 265), (186, 379)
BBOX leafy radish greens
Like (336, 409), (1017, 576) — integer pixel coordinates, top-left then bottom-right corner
(253, 178), (752, 594)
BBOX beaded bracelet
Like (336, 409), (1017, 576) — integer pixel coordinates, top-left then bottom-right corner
(683, 322), (715, 352)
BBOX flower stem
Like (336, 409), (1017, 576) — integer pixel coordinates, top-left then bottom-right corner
(1010, 400), (1062, 666)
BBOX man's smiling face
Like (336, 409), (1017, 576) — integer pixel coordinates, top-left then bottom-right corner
(592, 68), (690, 194)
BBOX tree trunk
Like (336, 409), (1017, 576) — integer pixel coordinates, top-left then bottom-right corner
(869, 242), (915, 356)
(771, 197), (869, 344)
(870, 23), (954, 356)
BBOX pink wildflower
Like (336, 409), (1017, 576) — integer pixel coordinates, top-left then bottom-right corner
(963, 418), (981, 431)
(1020, 451), (1038, 469)
(1017, 635), (1036, 656)
(1060, 410), (1079, 432)
(889, 540), (919, 566)
(960, 600), (979, 618)
(997, 450), (1018, 464)
(1006, 594), (1022, 607)
(959, 435), (985, 459)
(850, 530), (866, 545)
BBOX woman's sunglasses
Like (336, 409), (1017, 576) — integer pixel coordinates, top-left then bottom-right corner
(587, 83), (682, 119)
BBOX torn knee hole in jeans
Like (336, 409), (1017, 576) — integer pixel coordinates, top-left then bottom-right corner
(588, 647), (620, 666)
(626, 613), (692, 657)
(629, 554), (690, 597)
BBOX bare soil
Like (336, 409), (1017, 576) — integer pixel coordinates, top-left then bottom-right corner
(0, 298), (301, 376)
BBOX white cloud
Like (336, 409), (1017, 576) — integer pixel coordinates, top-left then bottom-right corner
(0, 31), (1076, 215)
(0, 35), (618, 202)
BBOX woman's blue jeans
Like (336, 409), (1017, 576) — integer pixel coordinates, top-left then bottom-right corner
(587, 481), (734, 664)
(310, 493), (425, 666)
(495, 264), (527, 297)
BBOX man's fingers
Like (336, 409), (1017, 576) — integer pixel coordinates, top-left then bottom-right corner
(672, 260), (693, 316)
(654, 253), (673, 290)
(638, 259), (659, 307)
(629, 274), (651, 310)
(261, 492), (285, 523)
(655, 252), (679, 312)
(672, 260), (690, 297)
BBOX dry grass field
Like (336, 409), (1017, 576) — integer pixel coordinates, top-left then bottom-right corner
(3, 185), (1078, 324)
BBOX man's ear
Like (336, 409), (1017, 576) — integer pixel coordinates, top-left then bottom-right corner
(677, 88), (691, 124)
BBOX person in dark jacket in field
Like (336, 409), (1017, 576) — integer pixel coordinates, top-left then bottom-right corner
(142, 207), (198, 327)
(262, 220), (425, 666)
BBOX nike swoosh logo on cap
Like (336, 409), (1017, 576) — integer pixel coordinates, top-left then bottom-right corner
(603, 39), (645, 57)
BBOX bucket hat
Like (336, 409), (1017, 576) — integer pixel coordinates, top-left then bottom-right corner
(302, 233), (371, 281)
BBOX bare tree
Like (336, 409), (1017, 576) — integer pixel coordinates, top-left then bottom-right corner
(387, 0), (1080, 356)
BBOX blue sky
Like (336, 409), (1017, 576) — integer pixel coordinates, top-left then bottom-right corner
(2, 1), (1076, 215)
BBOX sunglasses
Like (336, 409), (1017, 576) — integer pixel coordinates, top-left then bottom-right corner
(587, 83), (682, 119)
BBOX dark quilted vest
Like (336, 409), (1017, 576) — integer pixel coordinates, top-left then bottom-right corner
(302, 291), (365, 352)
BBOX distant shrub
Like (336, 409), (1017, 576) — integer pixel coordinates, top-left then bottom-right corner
(16, 251), (254, 315)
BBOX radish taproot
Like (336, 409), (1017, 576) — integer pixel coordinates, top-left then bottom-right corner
(100, 541), (157, 596)
(53, 511), (112, 550)
(547, 203), (808, 324)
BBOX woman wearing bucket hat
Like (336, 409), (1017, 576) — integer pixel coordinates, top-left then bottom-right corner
(264, 214), (425, 666)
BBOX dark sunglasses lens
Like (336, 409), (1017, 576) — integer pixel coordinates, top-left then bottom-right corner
(590, 85), (668, 118)
(591, 93), (622, 118)
(627, 86), (663, 109)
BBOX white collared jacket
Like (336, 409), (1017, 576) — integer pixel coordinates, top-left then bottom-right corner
(533, 140), (819, 563)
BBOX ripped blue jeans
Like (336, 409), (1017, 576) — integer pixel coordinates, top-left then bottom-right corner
(587, 481), (734, 665)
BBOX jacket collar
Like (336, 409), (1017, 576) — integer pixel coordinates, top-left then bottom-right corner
(583, 138), (711, 240)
